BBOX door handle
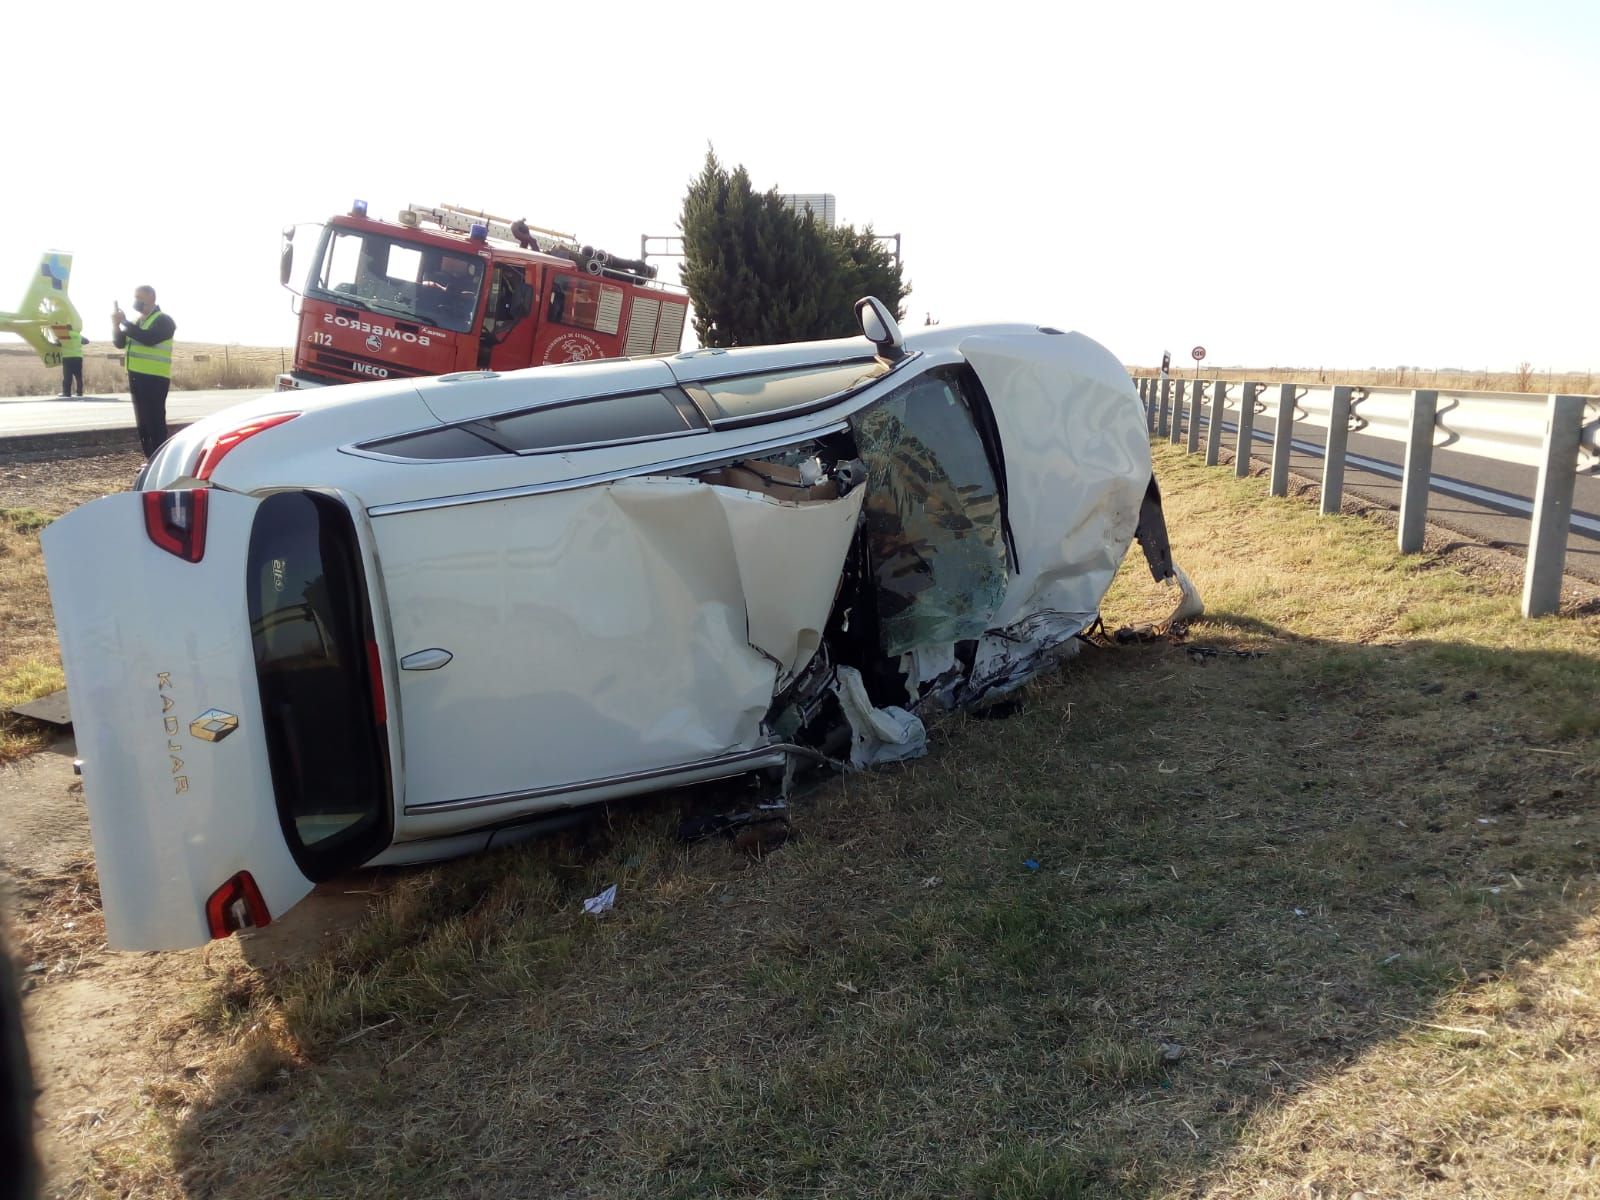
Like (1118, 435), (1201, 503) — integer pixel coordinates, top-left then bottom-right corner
(400, 648), (453, 672)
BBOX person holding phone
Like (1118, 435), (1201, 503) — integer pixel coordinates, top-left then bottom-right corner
(111, 285), (176, 458)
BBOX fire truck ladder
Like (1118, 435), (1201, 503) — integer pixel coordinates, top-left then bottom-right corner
(400, 203), (658, 282)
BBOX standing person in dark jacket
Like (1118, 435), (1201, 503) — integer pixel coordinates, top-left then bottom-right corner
(112, 286), (176, 458)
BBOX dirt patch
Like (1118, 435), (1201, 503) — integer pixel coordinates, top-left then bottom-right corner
(0, 447), (145, 517)
(0, 741), (377, 1196)
(0, 449), (375, 1195)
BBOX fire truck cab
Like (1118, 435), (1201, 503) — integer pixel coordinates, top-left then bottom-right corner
(277, 202), (688, 390)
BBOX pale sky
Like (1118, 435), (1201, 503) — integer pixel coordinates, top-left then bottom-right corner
(4, 0), (1596, 370)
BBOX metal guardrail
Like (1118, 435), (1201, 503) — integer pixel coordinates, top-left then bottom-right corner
(1134, 375), (1600, 618)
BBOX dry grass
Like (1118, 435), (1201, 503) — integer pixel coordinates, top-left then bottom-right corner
(5, 855), (104, 977)
(47, 445), (1598, 1199)
(0, 451), (145, 760)
(0, 508), (64, 761)
(0, 343), (287, 396)
(1135, 364), (1598, 395)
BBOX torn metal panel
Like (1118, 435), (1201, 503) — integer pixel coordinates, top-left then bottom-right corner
(710, 483), (865, 684)
(851, 371), (1009, 657)
(960, 332), (1150, 631)
(1134, 476), (1177, 583)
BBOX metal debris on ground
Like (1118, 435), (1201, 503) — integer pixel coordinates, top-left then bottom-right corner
(968, 697), (1026, 721)
(678, 802), (792, 857)
(1184, 645), (1267, 662)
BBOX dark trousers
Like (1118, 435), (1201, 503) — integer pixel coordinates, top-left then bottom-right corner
(129, 373), (171, 458)
(61, 357), (84, 397)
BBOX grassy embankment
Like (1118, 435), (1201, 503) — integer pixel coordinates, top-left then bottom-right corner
(0, 506), (63, 761)
(50, 444), (1599, 1199)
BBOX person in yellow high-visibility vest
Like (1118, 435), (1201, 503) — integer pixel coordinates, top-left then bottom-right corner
(51, 324), (88, 397)
(112, 285), (176, 458)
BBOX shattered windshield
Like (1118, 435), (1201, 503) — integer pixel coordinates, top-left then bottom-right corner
(308, 228), (485, 333)
(852, 369), (1009, 657)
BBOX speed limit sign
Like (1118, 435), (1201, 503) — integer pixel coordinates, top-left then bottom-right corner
(1191, 346), (1206, 362)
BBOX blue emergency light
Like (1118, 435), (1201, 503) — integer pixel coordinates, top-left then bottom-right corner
(469, 223), (489, 241)
(351, 199), (369, 217)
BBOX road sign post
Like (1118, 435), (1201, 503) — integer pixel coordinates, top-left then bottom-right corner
(1191, 345), (1206, 383)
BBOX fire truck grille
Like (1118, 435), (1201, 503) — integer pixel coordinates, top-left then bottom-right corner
(653, 302), (686, 354)
(625, 298), (661, 356)
(311, 349), (429, 383)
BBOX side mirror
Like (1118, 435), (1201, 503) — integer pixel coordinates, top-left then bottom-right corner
(279, 228), (295, 289)
(855, 296), (904, 360)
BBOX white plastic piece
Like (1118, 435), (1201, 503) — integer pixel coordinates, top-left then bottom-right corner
(583, 884), (617, 915)
(1166, 563), (1205, 626)
(832, 666), (927, 769)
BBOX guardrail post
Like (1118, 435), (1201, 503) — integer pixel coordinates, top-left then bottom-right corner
(1321, 385), (1353, 514)
(1397, 389), (1439, 553)
(1187, 380), (1204, 453)
(1236, 382), (1262, 478)
(1170, 380), (1186, 445)
(1140, 378), (1152, 432)
(1158, 379), (1172, 438)
(1522, 394), (1586, 617)
(1205, 381), (1228, 465)
(1269, 383), (1297, 496)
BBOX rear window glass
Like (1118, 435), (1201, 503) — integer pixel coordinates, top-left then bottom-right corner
(466, 390), (693, 453)
(690, 359), (890, 426)
(247, 492), (389, 876)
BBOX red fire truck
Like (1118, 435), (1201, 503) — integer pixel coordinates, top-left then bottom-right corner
(276, 202), (689, 390)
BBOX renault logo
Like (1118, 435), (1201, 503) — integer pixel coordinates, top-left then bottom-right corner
(189, 709), (239, 743)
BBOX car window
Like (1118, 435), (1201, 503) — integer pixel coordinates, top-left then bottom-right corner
(353, 391), (700, 461)
(360, 425), (510, 460)
(466, 390), (697, 454)
(850, 368), (1010, 657)
(687, 359), (891, 427)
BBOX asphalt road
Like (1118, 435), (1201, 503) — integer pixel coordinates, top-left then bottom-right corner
(1157, 399), (1600, 585)
(0, 389), (267, 440)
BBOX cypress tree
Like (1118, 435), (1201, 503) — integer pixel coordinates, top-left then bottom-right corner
(679, 150), (908, 347)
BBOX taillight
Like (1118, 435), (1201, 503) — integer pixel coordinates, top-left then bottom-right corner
(142, 489), (209, 562)
(205, 871), (272, 939)
(194, 412), (299, 480)
(366, 639), (387, 726)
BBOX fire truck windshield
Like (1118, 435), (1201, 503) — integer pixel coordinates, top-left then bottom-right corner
(307, 228), (486, 334)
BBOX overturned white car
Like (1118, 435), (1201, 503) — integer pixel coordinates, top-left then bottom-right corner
(43, 300), (1189, 950)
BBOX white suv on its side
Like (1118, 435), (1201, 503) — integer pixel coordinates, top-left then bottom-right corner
(43, 300), (1187, 950)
